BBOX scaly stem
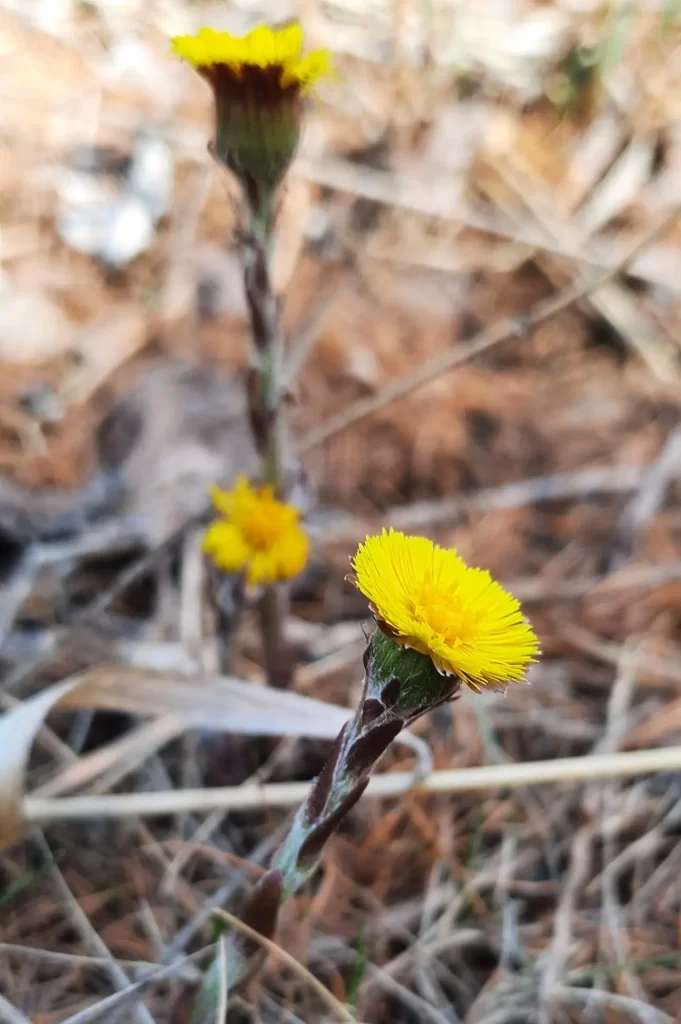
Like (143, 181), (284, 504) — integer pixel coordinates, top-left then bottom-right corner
(189, 630), (459, 1022)
(240, 213), (292, 689)
(241, 234), (281, 469)
(190, 648), (407, 1023)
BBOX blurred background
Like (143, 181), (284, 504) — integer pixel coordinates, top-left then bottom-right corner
(3, 0), (681, 1021)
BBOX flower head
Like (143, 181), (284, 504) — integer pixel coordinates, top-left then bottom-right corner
(203, 475), (308, 588)
(171, 23), (330, 88)
(351, 530), (539, 691)
(171, 24), (331, 225)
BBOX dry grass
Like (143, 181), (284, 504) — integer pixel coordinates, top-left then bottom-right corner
(3, 0), (681, 1021)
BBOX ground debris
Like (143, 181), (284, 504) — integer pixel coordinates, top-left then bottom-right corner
(3, 2), (681, 1022)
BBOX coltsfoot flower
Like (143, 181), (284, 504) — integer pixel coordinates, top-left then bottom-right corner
(171, 24), (330, 224)
(203, 475), (308, 587)
(351, 529), (539, 691)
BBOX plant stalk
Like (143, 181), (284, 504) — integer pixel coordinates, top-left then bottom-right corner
(240, 213), (292, 690)
(189, 630), (461, 1022)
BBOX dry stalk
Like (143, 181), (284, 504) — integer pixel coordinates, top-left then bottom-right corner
(212, 908), (356, 1021)
(24, 744), (681, 823)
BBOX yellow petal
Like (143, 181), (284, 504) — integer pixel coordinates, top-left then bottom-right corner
(202, 521), (249, 573)
(274, 23), (304, 63)
(209, 483), (236, 517)
(286, 49), (332, 88)
(276, 524), (309, 579)
(247, 548), (279, 587)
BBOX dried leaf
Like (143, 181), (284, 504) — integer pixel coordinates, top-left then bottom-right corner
(0, 669), (352, 852)
(65, 307), (148, 405)
(0, 284), (75, 364)
(576, 135), (654, 236)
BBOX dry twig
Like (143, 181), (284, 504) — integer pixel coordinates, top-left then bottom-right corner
(24, 744), (681, 822)
(35, 832), (156, 1024)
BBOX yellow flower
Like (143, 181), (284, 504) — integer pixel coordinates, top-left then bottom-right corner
(203, 476), (308, 587)
(171, 23), (331, 90)
(171, 24), (331, 223)
(351, 530), (539, 691)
